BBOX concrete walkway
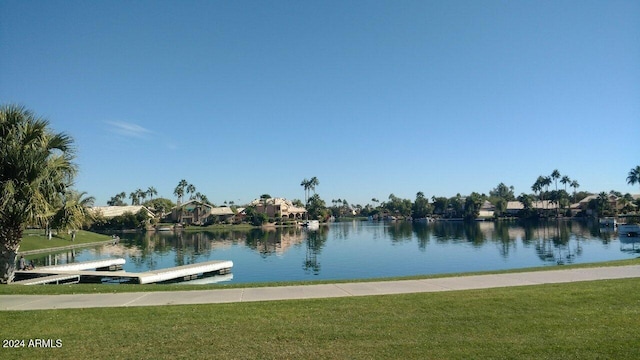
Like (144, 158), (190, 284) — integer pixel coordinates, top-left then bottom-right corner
(2, 265), (639, 311)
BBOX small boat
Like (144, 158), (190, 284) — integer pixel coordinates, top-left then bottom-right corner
(599, 217), (617, 227)
(300, 220), (320, 230)
(618, 224), (640, 237)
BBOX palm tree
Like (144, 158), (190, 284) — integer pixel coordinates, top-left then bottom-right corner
(136, 188), (146, 204)
(532, 177), (544, 205)
(51, 191), (95, 232)
(627, 165), (640, 191)
(174, 179), (188, 205)
(570, 180), (580, 203)
(559, 175), (571, 213)
(129, 191), (139, 205)
(107, 191), (127, 206)
(541, 176), (552, 209)
(0, 104), (77, 283)
(551, 169), (561, 192)
(560, 175), (571, 193)
(597, 192), (610, 216)
(300, 177), (319, 205)
(309, 177), (319, 195)
(186, 184), (196, 200)
(147, 186), (157, 201)
(300, 178), (310, 204)
(550, 170), (561, 216)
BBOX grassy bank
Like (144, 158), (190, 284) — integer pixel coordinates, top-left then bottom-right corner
(2, 278), (639, 359)
(18, 230), (112, 253)
(2, 258), (638, 295)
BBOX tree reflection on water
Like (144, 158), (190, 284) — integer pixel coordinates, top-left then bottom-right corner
(30, 219), (635, 283)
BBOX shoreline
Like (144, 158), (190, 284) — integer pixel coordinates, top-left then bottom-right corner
(18, 239), (117, 256)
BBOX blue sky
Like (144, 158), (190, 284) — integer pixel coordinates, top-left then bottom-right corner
(2, 0), (639, 206)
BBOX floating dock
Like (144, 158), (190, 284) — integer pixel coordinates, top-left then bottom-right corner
(41, 258), (126, 271)
(13, 259), (233, 285)
(11, 274), (81, 285)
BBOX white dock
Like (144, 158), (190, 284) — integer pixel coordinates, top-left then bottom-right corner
(41, 258), (126, 271)
(13, 259), (233, 285)
(10, 274), (80, 286)
(136, 260), (233, 284)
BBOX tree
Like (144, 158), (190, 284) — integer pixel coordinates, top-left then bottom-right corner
(144, 198), (175, 216)
(463, 192), (485, 221)
(384, 193), (412, 217)
(244, 206), (268, 226)
(300, 177), (320, 206)
(107, 191), (127, 206)
(259, 194), (272, 210)
(517, 193), (535, 218)
(136, 188), (146, 204)
(431, 196), (449, 216)
(306, 194), (328, 220)
(489, 183), (515, 201)
(595, 192), (612, 216)
(551, 169), (561, 192)
(570, 180), (580, 203)
(51, 191), (95, 232)
(532, 177), (544, 202)
(174, 179), (188, 204)
(412, 192), (432, 219)
(309, 177), (319, 195)
(186, 184), (196, 200)
(550, 170), (561, 217)
(518, 193), (533, 210)
(1, 105), (77, 283)
(560, 175), (571, 193)
(371, 198), (380, 209)
(129, 191), (139, 205)
(627, 165), (640, 191)
(541, 176), (552, 195)
(146, 186), (157, 201)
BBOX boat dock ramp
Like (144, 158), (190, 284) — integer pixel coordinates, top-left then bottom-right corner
(12, 258), (233, 285)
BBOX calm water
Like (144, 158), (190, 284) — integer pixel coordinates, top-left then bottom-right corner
(34, 220), (639, 284)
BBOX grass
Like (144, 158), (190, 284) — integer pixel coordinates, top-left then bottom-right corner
(18, 230), (112, 253)
(1, 278), (639, 359)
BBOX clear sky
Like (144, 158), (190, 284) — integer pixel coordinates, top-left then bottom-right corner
(1, 0), (639, 206)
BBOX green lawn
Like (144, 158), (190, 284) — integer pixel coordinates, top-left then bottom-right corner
(2, 278), (639, 359)
(18, 230), (112, 253)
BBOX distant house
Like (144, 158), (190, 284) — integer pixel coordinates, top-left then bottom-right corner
(572, 194), (639, 216)
(505, 200), (559, 216)
(249, 197), (307, 220)
(478, 200), (495, 218)
(170, 200), (243, 225)
(506, 201), (525, 216)
(210, 206), (245, 224)
(91, 206), (155, 219)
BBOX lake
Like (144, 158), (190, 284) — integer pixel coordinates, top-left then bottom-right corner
(34, 220), (639, 284)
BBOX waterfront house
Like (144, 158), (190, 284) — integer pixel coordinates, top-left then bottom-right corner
(171, 200), (214, 225)
(91, 205), (155, 219)
(478, 200), (495, 218)
(249, 197), (307, 220)
(505, 200), (559, 216)
(171, 200), (244, 225)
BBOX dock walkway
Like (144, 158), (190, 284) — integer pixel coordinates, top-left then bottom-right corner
(13, 259), (233, 285)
